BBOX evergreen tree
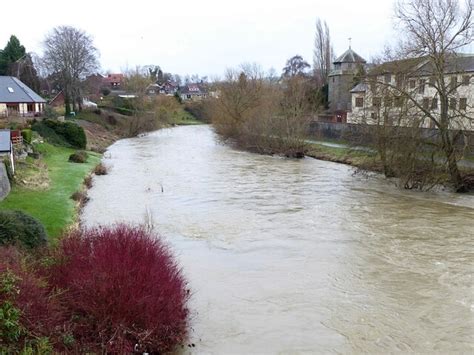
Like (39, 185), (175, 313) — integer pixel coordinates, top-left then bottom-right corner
(0, 35), (26, 75)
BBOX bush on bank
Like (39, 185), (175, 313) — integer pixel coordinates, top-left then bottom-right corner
(0, 210), (47, 249)
(0, 224), (190, 353)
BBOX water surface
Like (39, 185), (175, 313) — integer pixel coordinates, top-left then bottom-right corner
(82, 125), (474, 354)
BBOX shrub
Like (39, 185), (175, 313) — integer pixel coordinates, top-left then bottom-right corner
(83, 175), (93, 189)
(48, 225), (190, 353)
(21, 129), (33, 144)
(31, 121), (67, 146)
(70, 191), (89, 206)
(68, 151), (88, 163)
(0, 210), (47, 248)
(115, 107), (134, 116)
(32, 120), (87, 149)
(0, 247), (66, 353)
(93, 163), (107, 175)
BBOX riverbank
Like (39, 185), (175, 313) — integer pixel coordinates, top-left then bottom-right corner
(0, 143), (100, 240)
(0, 110), (205, 240)
(305, 139), (474, 191)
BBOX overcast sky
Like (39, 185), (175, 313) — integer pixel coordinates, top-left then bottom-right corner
(1, 0), (457, 78)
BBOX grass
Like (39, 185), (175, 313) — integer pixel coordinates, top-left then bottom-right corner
(307, 141), (377, 165)
(0, 143), (100, 241)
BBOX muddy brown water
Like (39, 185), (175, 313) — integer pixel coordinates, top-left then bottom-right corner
(82, 125), (473, 354)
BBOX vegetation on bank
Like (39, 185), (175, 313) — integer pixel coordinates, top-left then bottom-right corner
(0, 225), (190, 353)
(0, 142), (100, 239)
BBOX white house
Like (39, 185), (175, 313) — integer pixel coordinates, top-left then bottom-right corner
(0, 76), (46, 117)
(348, 54), (474, 131)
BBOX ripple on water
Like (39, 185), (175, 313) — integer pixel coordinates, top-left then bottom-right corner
(82, 125), (474, 354)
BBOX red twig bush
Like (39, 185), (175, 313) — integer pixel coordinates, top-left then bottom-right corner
(48, 224), (190, 353)
(0, 247), (67, 352)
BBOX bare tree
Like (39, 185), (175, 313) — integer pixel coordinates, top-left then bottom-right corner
(42, 26), (99, 115)
(393, 0), (473, 191)
(313, 18), (334, 86)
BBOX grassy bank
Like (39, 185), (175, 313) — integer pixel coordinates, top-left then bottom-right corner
(0, 143), (100, 240)
(306, 142), (380, 169)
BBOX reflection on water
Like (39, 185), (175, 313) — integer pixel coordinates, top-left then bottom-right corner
(82, 125), (474, 354)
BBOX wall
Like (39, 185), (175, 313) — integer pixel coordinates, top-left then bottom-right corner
(0, 162), (11, 200)
(309, 121), (474, 153)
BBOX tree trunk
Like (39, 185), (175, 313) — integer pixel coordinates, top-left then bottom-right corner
(441, 129), (465, 192)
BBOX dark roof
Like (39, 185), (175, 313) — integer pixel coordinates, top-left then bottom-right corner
(180, 84), (207, 95)
(0, 76), (46, 103)
(0, 130), (11, 152)
(350, 83), (367, 93)
(334, 48), (366, 64)
(369, 54), (474, 76)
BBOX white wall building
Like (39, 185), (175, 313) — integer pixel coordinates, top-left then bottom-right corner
(348, 55), (474, 131)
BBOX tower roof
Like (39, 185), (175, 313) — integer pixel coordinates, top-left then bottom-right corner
(334, 48), (366, 64)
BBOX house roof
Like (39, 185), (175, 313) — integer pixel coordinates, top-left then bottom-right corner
(0, 76), (46, 103)
(180, 84), (207, 95)
(350, 83), (367, 93)
(334, 48), (366, 64)
(368, 54), (474, 76)
(104, 74), (124, 83)
(0, 130), (11, 153)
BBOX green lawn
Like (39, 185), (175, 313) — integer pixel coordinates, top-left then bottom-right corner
(0, 143), (100, 241)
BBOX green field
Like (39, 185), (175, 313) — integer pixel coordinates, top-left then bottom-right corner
(0, 143), (100, 241)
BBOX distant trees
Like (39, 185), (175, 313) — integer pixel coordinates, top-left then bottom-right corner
(282, 55), (310, 78)
(42, 26), (99, 115)
(208, 60), (319, 157)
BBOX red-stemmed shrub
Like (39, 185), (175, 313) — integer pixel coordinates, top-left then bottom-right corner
(48, 224), (190, 353)
(0, 247), (68, 352)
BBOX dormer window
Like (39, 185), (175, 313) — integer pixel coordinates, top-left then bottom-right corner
(8, 87), (14, 93)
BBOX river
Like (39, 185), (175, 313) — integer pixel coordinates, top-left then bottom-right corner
(81, 125), (473, 354)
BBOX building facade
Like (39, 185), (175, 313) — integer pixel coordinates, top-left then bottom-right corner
(348, 55), (474, 131)
(328, 47), (366, 113)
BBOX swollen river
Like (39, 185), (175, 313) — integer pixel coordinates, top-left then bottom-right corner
(82, 125), (473, 354)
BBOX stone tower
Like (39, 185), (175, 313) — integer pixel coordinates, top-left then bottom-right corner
(328, 47), (366, 112)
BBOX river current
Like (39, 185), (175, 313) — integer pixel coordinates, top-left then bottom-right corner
(82, 125), (473, 354)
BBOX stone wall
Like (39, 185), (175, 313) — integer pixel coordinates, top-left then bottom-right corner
(0, 162), (11, 200)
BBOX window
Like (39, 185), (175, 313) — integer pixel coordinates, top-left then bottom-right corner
(355, 97), (364, 107)
(449, 98), (457, 110)
(384, 96), (392, 107)
(422, 98), (430, 110)
(459, 98), (467, 111)
(396, 74), (404, 88)
(409, 80), (416, 89)
(418, 79), (425, 94)
(27, 103), (34, 112)
(7, 87), (14, 93)
(431, 98), (438, 110)
(462, 75), (470, 85)
(394, 96), (404, 107)
(450, 76), (458, 91)
(372, 97), (382, 107)
(384, 74), (391, 84)
(429, 76), (436, 86)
